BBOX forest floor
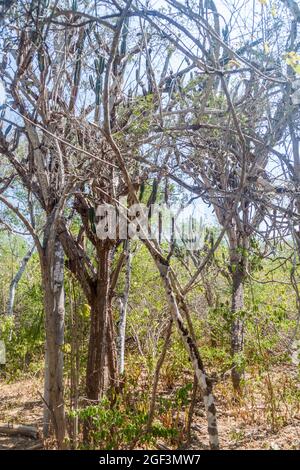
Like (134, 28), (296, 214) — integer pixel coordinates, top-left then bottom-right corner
(0, 377), (44, 450)
(189, 363), (300, 450)
(0, 366), (300, 450)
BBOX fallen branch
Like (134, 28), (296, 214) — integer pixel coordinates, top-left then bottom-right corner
(26, 442), (43, 450)
(0, 423), (39, 439)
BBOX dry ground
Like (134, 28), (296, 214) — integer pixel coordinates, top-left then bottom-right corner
(0, 368), (300, 450)
(0, 377), (43, 449)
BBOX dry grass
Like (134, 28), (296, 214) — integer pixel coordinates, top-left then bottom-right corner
(0, 364), (300, 450)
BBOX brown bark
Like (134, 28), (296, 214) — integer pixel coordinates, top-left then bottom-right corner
(83, 244), (120, 444)
(230, 252), (245, 392)
(85, 243), (118, 400)
(86, 246), (111, 401)
(42, 237), (66, 448)
(69, 278), (79, 449)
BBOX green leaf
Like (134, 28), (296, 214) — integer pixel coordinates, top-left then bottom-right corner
(294, 64), (300, 75)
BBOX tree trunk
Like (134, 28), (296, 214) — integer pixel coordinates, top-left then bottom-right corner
(230, 258), (245, 392)
(69, 278), (79, 449)
(106, 299), (118, 390)
(155, 259), (219, 450)
(185, 375), (198, 447)
(86, 246), (112, 401)
(84, 245), (119, 444)
(42, 238), (66, 448)
(6, 245), (35, 316)
(118, 241), (132, 375)
(147, 319), (172, 431)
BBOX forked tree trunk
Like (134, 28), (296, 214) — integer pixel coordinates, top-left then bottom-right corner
(155, 259), (219, 450)
(42, 238), (66, 448)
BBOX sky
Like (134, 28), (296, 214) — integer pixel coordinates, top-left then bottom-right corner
(0, 0), (278, 232)
(0, 80), (5, 105)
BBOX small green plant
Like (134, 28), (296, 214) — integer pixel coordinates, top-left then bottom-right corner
(74, 394), (178, 449)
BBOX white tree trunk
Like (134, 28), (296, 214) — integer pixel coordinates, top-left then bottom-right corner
(156, 259), (219, 450)
(118, 241), (132, 375)
(6, 245), (35, 316)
